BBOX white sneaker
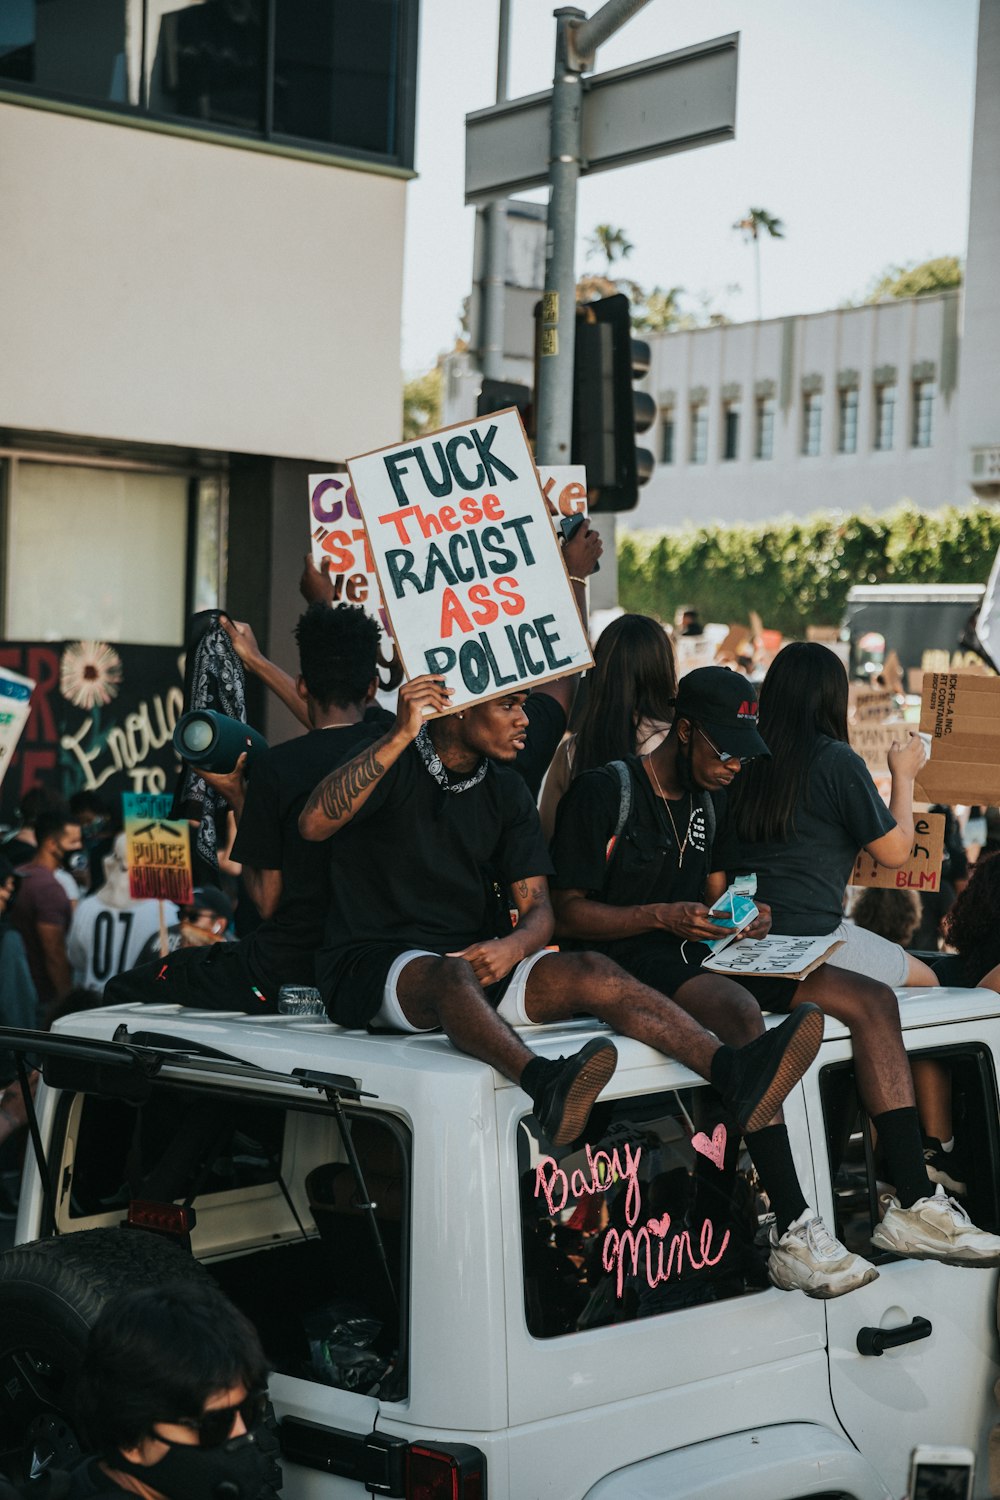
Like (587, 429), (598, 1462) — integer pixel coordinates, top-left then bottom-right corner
(768, 1213), (880, 1298)
(871, 1183), (1000, 1266)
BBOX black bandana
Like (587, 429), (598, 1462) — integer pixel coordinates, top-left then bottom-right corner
(414, 726), (487, 794)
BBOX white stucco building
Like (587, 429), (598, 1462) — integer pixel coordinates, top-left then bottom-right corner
(0, 1), (419, 807)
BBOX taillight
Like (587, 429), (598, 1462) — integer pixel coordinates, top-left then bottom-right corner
(125, 1199), (196, 1239)
(406, 1443), (485, 1500)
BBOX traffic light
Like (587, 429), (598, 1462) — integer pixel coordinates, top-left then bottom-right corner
(477, 377), (532, 431)
(571, 293), (655, 513)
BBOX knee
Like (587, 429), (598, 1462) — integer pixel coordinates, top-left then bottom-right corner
(724, 988), (765, 1044)
(559, 950), (631, 1007)
(430, 955), (479, 992)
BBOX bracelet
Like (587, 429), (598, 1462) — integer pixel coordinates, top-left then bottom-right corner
(569, 575), (588, 584)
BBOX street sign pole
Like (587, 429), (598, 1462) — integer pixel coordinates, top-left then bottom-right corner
(535, 8), (586, 466)
(482, 0), (512, 382)
(535, 0), (654, 466)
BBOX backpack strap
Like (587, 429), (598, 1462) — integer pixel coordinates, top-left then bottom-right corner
(604, 760), (632, 866)
(700, 790), (717, 858)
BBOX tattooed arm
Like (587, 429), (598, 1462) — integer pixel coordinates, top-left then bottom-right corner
(299, 673), (454, 840)
(449, 875), (554, 986)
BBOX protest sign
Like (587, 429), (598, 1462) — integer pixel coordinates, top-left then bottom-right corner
(537, 465), (588, 526)
(850, 812), (945, 891)
(307, 473), (392, 635)
(848, 719), (909, 777)
(123, 792), (193, 906)
(848, 684), (895, 724)
(347, 410), (593, 711)
(703, 933), (844, 980)
(0, 666), (35, 794)
(915, 672), (1000, 803)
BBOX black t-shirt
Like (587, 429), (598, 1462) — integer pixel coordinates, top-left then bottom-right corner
(549, 756), (732, 970)
(317, 746), (553, 1005)
(730, 736), (895, 937)
(231, 722), (382, 990)
(513, 692), (567, 800)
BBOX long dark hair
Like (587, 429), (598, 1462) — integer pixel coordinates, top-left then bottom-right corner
(733, 641), (849, 842)
(573, 614), (677, 776)
(944, 852), (1000, 984)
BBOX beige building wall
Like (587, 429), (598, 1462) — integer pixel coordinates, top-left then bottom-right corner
(0, 101), (407, 460)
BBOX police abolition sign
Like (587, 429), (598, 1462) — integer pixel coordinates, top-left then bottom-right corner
(347, 410), (593, 709)
(123, 792), (194, 906)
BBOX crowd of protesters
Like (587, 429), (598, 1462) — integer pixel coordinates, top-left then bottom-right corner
(4, 521), (1000, 1299)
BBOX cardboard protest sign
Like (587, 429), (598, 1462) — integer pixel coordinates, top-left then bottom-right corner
(0, 666), (35, 794)
(848, 684), (896, 724)
(850, 812), (945, 891)
(703, 933), (844, 980)
(848, 719), (910, 777)
(308, 473), (392, 636)
(123, 792), (194, 906)
(915, 672), (1000, 804)
(347, 410), (593, 711)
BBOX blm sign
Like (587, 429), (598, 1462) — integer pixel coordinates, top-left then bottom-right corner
(347, 410), (593, 711)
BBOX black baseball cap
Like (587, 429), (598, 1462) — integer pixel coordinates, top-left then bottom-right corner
(672, 667), (770, 760)
(184, 886), (234, 923)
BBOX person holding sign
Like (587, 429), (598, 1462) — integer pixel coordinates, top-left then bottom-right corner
(105, 605), (390, 1013)
(549, 668), (879, 1299)
(300, 677), (826, 1151)
(730, 643), (1000, 1266)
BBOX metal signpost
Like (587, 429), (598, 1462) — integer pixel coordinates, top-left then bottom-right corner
(466, 5), (739, 469)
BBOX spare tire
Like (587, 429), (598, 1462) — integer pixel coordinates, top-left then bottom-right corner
(0, 1228), (281, 1495)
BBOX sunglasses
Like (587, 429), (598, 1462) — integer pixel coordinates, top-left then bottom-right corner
(171, 1389), (268, 1447)
(695, 724), (753, 767)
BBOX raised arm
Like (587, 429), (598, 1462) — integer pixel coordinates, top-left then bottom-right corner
(299, 674), (453, 840)
(534, 522), (603, 716)
(221, 616), (310, 729)
(864, 732), (927, 868)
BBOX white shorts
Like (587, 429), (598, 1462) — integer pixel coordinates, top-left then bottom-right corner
(371, 947), (557, 1033)
(825, 920), (910, 988)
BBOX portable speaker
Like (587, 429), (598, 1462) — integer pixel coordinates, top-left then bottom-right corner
(172, 711), (268, 774)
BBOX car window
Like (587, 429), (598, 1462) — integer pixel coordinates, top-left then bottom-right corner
(517, 1084), (771, 1339)
(56, 1086), (410, 1399)
(821, 1045), (1000, 1260)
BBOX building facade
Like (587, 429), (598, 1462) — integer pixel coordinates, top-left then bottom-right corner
(0, 0), (419, 814)
(623, 290), (962, 532)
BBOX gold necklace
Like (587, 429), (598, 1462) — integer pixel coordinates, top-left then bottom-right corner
(646, 757), (694, 868)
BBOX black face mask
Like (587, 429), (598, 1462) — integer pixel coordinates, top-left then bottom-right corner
(114, 1431), (270, 1500)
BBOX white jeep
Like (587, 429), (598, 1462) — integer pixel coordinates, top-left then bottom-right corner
(2, 988), (999, 1499)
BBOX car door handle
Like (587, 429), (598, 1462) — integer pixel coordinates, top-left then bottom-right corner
(856, 1316), (933, 1357)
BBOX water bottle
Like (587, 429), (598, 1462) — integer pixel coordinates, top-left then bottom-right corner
(278, 986), (326, 1017)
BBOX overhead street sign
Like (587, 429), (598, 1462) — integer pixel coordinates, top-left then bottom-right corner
(465, 32), (739, 205)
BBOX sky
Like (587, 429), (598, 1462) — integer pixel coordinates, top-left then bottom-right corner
(400, 0), (980, 375)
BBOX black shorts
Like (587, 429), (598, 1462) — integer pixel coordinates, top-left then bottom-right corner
(610, 939), (800, 1015)
(319, 941), (516, 1030)
(103, 942), (277, 1013)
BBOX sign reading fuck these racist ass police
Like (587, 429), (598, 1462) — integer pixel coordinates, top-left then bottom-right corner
(347, 409), (594, 711)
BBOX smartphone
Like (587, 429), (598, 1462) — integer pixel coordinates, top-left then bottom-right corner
(908, 1445), (975, 1500)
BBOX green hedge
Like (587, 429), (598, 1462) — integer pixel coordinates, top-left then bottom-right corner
(618, 502), (1000, 638)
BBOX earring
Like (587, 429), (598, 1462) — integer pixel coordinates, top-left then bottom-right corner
(458, 712), (465, 719)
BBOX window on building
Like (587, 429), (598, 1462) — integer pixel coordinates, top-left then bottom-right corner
(722, 403), (740, 461)
(837, 388), (859, 454)
(912, 381), (935, 449)
(689, 404), (708, 465)
(754, 398), (775, 460)
(659, 409), (675, 465)
(874, 385), (897, 451)
(801, 393), (822, 457)
(4, 461), (191, 644)
(0, 0), (417, 169)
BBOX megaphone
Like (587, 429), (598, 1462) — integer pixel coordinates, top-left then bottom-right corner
(173, 711), (268, 775)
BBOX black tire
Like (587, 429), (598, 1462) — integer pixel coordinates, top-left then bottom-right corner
(0, 1229), (281, 1496)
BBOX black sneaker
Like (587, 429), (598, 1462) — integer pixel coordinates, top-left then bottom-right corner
(923, 1136), (968, 1196)
(531, 1038), (618, 1147)
(721, 1005), (824, 1134)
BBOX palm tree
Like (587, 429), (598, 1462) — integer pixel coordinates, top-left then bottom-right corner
(586, 224), (634, 279)
(733, 207), (785, 320)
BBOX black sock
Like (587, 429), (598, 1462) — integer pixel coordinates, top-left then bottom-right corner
(744, 1124), (808, 1235)
(872, 1107), (932, 1208)
(709, 1045), (737, 1095)
(520, 1056), (550, 1100)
